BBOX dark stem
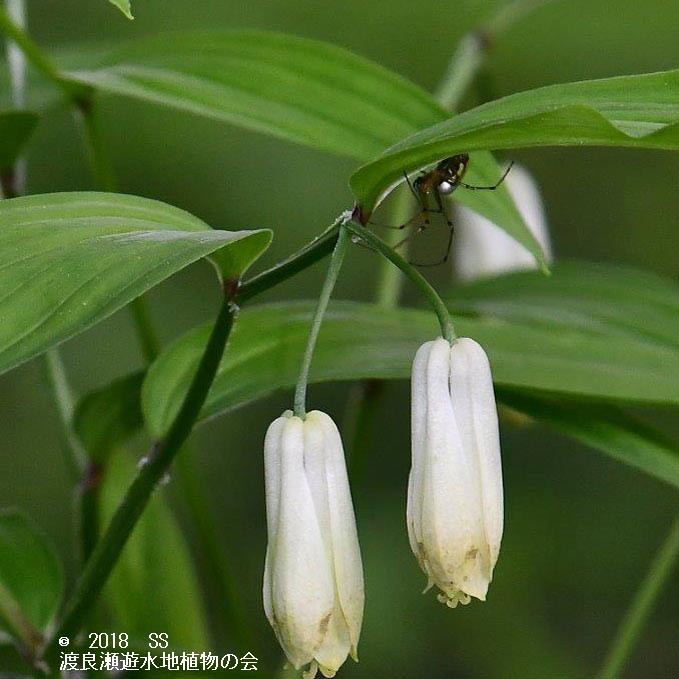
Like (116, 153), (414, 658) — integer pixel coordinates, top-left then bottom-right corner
(40, 287), (240, 672)
(1, 168), (20, 198)
(78, 462), (103, 564)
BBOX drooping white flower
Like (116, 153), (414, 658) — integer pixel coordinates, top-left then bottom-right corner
(407, 337), (503, 607)
(263, 410), (364, 678)
(454, 164), (552, 281)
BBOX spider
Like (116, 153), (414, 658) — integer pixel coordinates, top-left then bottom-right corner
(372, 154), (514, 265)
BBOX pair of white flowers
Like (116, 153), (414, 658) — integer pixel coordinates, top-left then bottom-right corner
(262, 166), (550, 677)
(263, 339), (503, 677)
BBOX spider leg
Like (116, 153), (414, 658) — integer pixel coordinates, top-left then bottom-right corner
(369, 209), (425, 230)
(459, 160), (515, 191)
(392, 218), (427, 251)
(369, 189), (438, 230)
(409, 192), (455, 267)
(404, 171), (427, 210)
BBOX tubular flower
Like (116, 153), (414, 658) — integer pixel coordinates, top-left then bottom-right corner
(454, 163), (552, 281)
(407, 337), (503, 608)
(263, 410), (364, 679)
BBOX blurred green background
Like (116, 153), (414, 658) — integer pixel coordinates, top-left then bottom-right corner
(1, 0), (678, 677)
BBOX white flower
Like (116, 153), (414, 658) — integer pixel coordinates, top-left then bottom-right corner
(407, 337), (503, 607)
(263, 410), (364, 678)
(454, 164), (552, 281)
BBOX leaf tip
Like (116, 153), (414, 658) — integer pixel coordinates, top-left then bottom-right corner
(108, 0), (134, 19)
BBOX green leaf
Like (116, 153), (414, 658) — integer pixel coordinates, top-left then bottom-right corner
(143, 262), (679, 435)
(67, 30), (444, 160)
(350, 68), (679, 215)
(0, 510), (63, 645)
(107, 0), (133, 19)
(498, 389), (679, 490)
(65, 31), (540, 264)
(74, 372), (145, 463)
(0, 192), (271, 376)
(100, 451), (208, 648)
(446, 261), (679, 349)
(0, 111), (38, 171)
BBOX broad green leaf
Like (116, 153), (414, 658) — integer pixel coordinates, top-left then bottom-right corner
(143, 262), (679, 435)
(447, 261), (679, 349)
(74, 372), (145, 463)
(107, 0), (133, 20)
(0, 111), (38, 170)
(66, 30), (444, 160)
(0, 192), (271, 375)
(498, 389), (679, 490)
(65, 31), (540, 264)
(101, 452), (208, 648)
(350, 68), (679, 215)
(0, 511), (63, 644)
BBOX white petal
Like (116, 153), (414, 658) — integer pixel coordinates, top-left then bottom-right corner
(308, 411), (364, 660)
(263, 413), (290, 628)
(454, 164), (552, 281)
(314, 598), (351, 677)
(422, 338), (485, 600)
(407, 340), (435, 565)
(301, 411), (353, 671)
(270, 416), (334, 669)
(419, 345), (480, 601)
(264, 413), (291, 546)
(302, 413), (333, 563)
(450, 339), (504, 571)
(263, 547), (274, 630)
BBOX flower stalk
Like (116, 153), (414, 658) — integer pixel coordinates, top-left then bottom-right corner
(344, 220), (456, 342)
(293, 217), (351, 419)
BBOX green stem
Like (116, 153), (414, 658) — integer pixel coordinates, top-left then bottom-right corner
(482, 0), (561, 36)
(0, 5), (86, 100)
(374, 187), (412, 308)
(41, 289), (239, 672)
(77, 98), (118, 193)
(4, 4), (86, 486)
(596, 514), (679, 679)
(128, 295), (161, 363)
(293, 221), (351, 418)
(434, 32), (486, 112)
(42, 349), (86, 479)
(5, 0), (26, 194)
(435, 0), (561, 113)
(345, 221), (455, 342)
(237, 216), (342, 304)
(77, 96), (161, 363)
(0, 580), (43, 659)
